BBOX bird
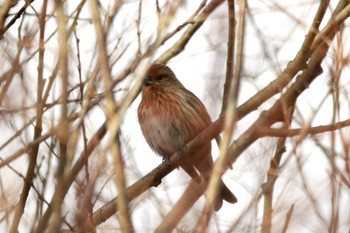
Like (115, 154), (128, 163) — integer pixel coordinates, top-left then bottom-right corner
(138, 63), (237, 211)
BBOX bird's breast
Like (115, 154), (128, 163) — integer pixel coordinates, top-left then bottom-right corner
(138, 100), (185, 157)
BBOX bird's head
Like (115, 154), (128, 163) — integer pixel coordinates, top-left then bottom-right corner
(142, 64), (183, 93)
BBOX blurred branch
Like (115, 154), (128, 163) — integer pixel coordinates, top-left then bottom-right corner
(0, 130), (51, 169)
(236, 0), (338, 119)
(9, 1), (47, 232)
(281, 205), (295, 233)
(0, 0), (33, 39)
(220, 0), (236, 114)
(0, 0), (17, 31)
(156, 0), (224, 64)
(0, 46), (23, 105)
(34, 122), (107, 233)
(311, 0), (350, 52)
(87, 3), (132, 226)
(45, 1), (70, 232)
(197, 0), (241, 230)
(257, 119), (350, 137)
(261, 104), (295, 233)
(159, 0), (207, 46)
(154, 179), (206, 233)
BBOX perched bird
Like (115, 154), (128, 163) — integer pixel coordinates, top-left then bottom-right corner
(138, 63), (237, 211)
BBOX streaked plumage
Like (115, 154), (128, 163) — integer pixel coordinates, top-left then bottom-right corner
(138, 64), (237, 210)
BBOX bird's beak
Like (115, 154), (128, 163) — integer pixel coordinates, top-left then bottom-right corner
(144, 76), (153, 86)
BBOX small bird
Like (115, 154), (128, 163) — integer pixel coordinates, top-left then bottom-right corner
(138, 63), (237, 211)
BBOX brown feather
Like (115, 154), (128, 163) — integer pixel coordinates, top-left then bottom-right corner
(138, 64), (237, 211)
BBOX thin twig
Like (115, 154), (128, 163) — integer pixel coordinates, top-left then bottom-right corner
(257, 119), (350, 137)
(0, 0), (35, 39)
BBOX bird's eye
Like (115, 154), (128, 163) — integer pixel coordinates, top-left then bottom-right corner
(156, 76), (164, 81)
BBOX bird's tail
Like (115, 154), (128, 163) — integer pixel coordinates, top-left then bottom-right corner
(213, 180), (237, 211)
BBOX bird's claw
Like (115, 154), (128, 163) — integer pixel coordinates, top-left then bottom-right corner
(152, 179), (162, 187)
(162, 156), (170, 164)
